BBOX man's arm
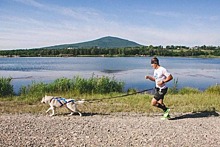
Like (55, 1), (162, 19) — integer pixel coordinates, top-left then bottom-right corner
(163, 74), (173, 83)
(145, 76), (155, 82)
(157, 74), (173, 86)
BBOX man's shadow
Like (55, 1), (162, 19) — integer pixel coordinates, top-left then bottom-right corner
(169, 110), (219, 120)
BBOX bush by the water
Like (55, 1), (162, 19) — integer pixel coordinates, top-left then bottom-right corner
(205, 85), (220, 94)
(19, 76), (124, 99)
(0, 76), (220, 113)
(178, 87), (201, 94)
(0, 77), (14, 97)
(174, 85), (219, 95)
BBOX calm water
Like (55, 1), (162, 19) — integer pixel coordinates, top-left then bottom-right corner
(0, 57), (219, 93)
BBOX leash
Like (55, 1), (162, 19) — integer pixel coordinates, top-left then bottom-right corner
(85, 88), (154, 103)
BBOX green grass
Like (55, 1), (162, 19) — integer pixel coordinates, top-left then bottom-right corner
(0, 76), (219, 115)
(0, 77), (14, 97)
(17, 75), (124, 103)
(166, 93), (219, 113)
(1, 89), (219, 115)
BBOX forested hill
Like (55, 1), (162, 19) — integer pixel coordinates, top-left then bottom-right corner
(43, 36), (142, 49)
(1, 36), (220, 57)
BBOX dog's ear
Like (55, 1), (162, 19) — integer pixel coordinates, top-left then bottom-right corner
(41, 97), (45, 103)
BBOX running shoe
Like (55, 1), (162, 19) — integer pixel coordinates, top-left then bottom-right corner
(163, 108), (170, 118)
(161, 114), (170, 120)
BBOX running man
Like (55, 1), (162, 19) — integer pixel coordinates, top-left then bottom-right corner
(145, 57), (173, 119)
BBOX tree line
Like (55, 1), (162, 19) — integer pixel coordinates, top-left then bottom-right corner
(0, 45), (220, 57)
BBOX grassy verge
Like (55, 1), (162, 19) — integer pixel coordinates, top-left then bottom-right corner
(0, 89), (219, 115)
(0, 75), (219, 115)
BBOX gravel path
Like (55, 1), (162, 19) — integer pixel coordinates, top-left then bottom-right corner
(0, 112), (220, 147)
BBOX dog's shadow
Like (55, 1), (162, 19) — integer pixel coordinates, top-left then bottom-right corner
(169, 110), (219, 120)
(81, 112), (110, 116)
(58, 112), (110, 117)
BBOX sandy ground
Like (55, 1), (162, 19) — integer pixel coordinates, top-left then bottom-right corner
(0, 112), (220, 147)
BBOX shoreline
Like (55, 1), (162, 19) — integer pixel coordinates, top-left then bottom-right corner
(1, 55), (220, 58)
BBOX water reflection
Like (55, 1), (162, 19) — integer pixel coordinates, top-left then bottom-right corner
(0, 57), (219, 93)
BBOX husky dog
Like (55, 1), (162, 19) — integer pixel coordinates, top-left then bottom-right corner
(41, 95), (84, 116)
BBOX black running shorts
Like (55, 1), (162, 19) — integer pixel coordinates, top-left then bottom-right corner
(154, 87), (168, 101)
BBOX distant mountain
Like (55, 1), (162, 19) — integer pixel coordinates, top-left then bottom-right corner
(43, 36), (142, 49)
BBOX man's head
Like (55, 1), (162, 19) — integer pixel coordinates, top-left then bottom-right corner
(151, 57), (159, 65)
(151, 57), (160, 69)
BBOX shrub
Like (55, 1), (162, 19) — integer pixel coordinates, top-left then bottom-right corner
(73, 76), (124, 94)
(205, 85), (220, 94)
(73, 76), (92, 94)
(169, 78), (179, 94)
(0, 77), (14, 97)
(178, 87), (201, 95)
(49, 78), (71, 92)
(18, 75), (125, 97)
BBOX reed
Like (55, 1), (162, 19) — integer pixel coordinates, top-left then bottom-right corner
(17, 75), (124, 102)
(178, 87), (201, 94)
(0, 77), (14, 97)
(1, 87), (219, 115)
(204, 85), (220, 94)
(0, 78), (219, 115)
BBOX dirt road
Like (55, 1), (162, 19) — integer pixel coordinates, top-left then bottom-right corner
(0, 112), (219, 147)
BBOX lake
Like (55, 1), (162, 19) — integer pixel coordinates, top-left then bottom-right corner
(0, 57), (219, 93)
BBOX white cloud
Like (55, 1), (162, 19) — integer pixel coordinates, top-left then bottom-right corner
(1, 1), (220, 50)
(151, 11), (183, 18)
(14, 0), (44, 8)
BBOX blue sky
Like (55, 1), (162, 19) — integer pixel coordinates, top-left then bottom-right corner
(1, 0), (220, 50)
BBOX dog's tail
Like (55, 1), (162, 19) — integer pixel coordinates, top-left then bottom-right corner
(75, 99), (85, 104)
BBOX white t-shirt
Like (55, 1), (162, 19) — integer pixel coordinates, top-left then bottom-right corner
(154, 66), (171, 89)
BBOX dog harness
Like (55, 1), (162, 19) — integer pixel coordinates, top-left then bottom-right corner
(51, 97), (75, 107)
